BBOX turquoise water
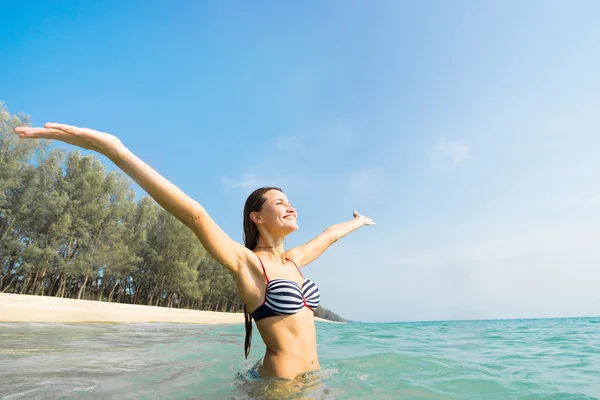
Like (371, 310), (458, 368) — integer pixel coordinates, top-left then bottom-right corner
(1, 318), (599, 399)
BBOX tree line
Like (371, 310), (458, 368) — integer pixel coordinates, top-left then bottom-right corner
(0, 102), (345, 322)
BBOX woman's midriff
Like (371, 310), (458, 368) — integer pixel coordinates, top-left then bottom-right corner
(255, 308), (320, 380)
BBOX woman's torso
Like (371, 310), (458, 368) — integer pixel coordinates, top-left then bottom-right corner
(235, 255), (320, 379)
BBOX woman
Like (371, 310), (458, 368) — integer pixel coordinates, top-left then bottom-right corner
(14, 123), (375, 380)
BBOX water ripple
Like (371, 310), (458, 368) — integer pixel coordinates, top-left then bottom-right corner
(1, 318), (599, 399)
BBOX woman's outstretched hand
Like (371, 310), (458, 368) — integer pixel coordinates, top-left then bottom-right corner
(14, 123), (122, 156)
(353, 210), (376, 226)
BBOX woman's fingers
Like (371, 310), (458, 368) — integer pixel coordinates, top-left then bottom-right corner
(15, 123), (82, 138)
(14, 122), (117, 154)
(14, 127), (48, 137)
(44, 122), (79, 134)
(14, 126), (66, 139)
(353, 209), (376, 225)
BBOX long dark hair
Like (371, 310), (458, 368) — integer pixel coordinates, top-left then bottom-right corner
(242, 186), (282, 359)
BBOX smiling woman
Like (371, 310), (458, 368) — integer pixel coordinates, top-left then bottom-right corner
(13, 122), (375, 380)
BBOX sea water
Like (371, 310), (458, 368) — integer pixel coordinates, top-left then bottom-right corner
(1, 318), (599, 399)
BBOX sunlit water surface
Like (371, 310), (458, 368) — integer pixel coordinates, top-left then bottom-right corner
(1, 318), (599, 399)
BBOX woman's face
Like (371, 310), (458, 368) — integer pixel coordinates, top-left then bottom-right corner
(254, 189), (298, 234)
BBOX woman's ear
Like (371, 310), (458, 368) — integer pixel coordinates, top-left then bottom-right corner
(250, 211), (262, 225)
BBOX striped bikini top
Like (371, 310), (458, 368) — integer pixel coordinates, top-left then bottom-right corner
(251, 256), (320, 321)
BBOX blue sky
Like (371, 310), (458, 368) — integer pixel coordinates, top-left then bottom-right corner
(2, 1), (600, 322)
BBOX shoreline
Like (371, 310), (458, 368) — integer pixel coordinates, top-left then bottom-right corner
(0, 293), (339, 324)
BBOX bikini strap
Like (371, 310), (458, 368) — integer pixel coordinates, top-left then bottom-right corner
(255, 254), (270, 283)
(286, 257), (305, 278)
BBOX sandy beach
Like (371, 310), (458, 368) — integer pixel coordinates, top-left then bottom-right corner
(0, 294), (338, 324)
(0, 293), (245, 324)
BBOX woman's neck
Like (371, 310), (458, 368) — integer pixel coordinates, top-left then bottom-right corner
(254, 241), (286, 262)
(254, 237), (284, 252)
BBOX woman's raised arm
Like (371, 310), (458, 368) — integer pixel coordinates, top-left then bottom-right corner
(14, 123), (252, 273)
(285, 210), (375, 267)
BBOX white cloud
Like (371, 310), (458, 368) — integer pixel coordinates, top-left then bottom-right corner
(221, 174), (264, 189)
(433, 139), (470, 165)
(222, 120), (360, 195)
(344, 167), (385, 202)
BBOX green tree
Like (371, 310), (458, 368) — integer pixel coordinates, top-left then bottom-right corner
(0, 101), (345, 322)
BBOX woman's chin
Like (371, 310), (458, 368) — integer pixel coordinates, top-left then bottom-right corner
(284, 223), (299, 232)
